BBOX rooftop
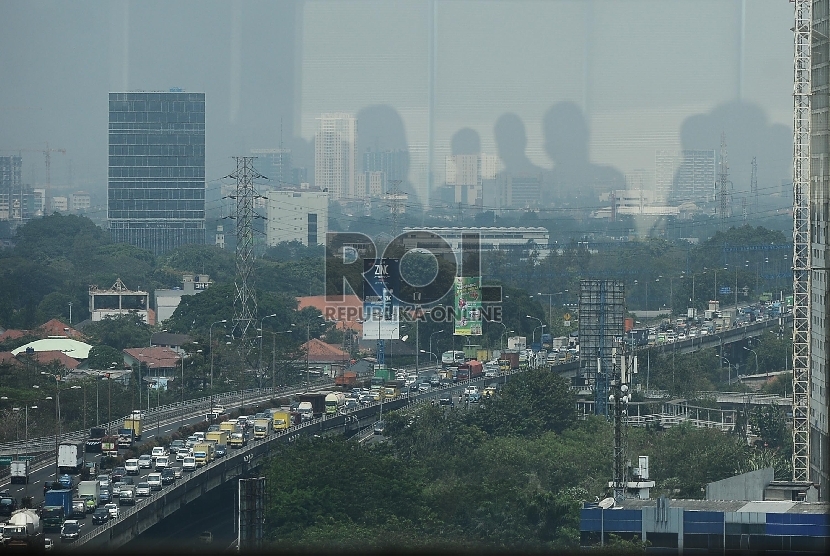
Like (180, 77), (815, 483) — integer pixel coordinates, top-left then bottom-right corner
(11, 337), (93, 359)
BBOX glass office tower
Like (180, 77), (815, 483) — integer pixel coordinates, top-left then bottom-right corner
(108, 91), (206, 254)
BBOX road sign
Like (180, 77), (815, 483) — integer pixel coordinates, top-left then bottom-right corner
(0, 456), (11, 466)
(18, 455), (35, 461)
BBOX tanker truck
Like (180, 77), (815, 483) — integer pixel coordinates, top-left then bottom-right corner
(2, 509), (44, 549)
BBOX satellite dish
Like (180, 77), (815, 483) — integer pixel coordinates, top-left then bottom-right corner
(598, 497), (615, 509)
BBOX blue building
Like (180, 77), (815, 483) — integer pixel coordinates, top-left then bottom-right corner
(107, 91), (206, 254)
(581, 497), (829, 553)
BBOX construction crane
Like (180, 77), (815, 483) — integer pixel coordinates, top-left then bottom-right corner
(790, 0), (811, 483)
(0, 144), (66, 213)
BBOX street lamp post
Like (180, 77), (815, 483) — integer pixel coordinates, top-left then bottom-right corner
(717, 355), (735, 385)
(743, 346), (759, 375)
(526, 315), (544, 345)
(41, 372), (61, 481)
(429, 330), (444, 369)
(209, 319), (227, 390)
(71, 385), (85, 433)
(419, 349), (436, 365)
(258, 313), (278, 380)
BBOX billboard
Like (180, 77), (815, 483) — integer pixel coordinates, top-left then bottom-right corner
(362, 258), (400, 340)
(454, 276), (482, 336)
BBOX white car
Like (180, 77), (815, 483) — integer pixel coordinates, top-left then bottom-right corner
(138, 454), (153, 469)
(105, 503), (119, 519)
(193, 432), (205, 442)
(136, 482), (151, 497)
(147, 473), (162, 491)
(155, 456), (169, 470)
(182, 457), (196, 472)
(151, 446), (167, 460)
(176, 448), (191, 462)
(124, 459), (139, 475)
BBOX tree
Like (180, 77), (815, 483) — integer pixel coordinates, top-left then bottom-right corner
(86, 345), (124, 370)
(83, 313), (152, 350)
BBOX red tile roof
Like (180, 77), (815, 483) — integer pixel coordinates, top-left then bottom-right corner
(297, 295), (362, 332)
(0, 351), (23, 367)
(302, 338), (349, 363)
(37, 319), (85, 339)
(123, 346), (181, 369)
(29, 350), (80, 369)
(0, 329), (27, 343)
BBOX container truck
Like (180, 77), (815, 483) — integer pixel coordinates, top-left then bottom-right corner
(77, 480), (101, 508)
(117, 428), (135, 449)
(41, 505), (65, 533)
(253, 419), (270, 439)
(85, 427), (107, 453)
(70, 499), (86, 519)
(228, 432), (246, 449)
(498, 351), (519, 371)
(455, 360), (483, 381)
(271, 411), (291, 432)
(334, 371), (357, 388)
(219, 420), (237, 435)
(2, 509), (43, 549)
(57, 442), (84, 474)
(205, 430), (228, 448)
(192, 443), (214, 467)
(44, 489), (72, 527)
(324, 392), (346, 415)
(10, 460), (29, 484)
(297, 393), (328, 418)
(123, 415), (142, 440)
(103, 434), (120, 455)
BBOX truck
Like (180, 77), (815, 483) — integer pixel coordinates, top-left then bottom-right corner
(85, 426), (107, 454)
(77, 480), (101, 509)
(117, 427), (135, 449)
(57, 442), (84, 474)
(123, 415), (142, 440)
(2, 509), (43, 549)
(456, 360), (483, 381)
(298, 392), (328, 418)
(70, 498), (86, 520)
(43, 489), (72, 527)
(103, 434), (120, 455)
(41, 504), (66, 533)
(297, 401), (314, 421)
(228, 432), (246, 449)
(192, 442), (214, 467)
(10, 460), (30, 484)
(253, 419), (270, 439)
(205, 430), (228, 448)
(119, 485), (136, 506)
(334, 371), (358, 388)
(498, 351), (519, 371)
(219, 420), (237, 435)
(518, 352), (528, 370)
(324, 392), (346, 416)
(271, 411), (291, 432)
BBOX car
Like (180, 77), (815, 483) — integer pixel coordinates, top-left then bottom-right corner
(105, 502), (119, 519)
(207, 424), (221, 432)
(155, 456), (170, 470)
(169, 440), (185, 454)
(138, 454), (153, 469)
(96, 474), (111, 489)
(61, 520), (82, 542)
(58, 474), (73, 489)
(344, 399), (359, 410)
(99, 487), (111, 504)
(135, 483), (150, 497)
(147, 473), (162, 491)
(429, 375), (441, 387)
(111, 467), (127, 483)
(373, 421), (386, 435)
(439, 394), (453, 406)
(193, 432), (205, 442)
(111, 481), (124, 498)
(82, 495), (96, 513)
(44, 537), (53, 551)
(214, 445), (227, 458)
(172, 466), (183, 479)
(92, 507), (110, 525)
(161, 468), (176, 485)
(124, 458), (139, 475)
(418, 382), (430, 392)
(150, 446), (167, 460)
(182, 457), (196, 472)
(176, 448), (191, 462)
(185, 435), (199, 448)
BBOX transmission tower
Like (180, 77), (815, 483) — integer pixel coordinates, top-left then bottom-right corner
(750, 157), (758, 215)
(791, 0), (812, 482)
(228, 157), (264, 375)
(718, 133), (730, 230)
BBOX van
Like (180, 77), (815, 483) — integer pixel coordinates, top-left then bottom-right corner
(124, 459), (139, 475)
(147, 473), (162, 491)
(155, 456), (169, 470)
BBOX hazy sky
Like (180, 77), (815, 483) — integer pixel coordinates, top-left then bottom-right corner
(0, 0), (794, 209)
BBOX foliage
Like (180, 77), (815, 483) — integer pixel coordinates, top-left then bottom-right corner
(86, 345), (126, 370)
(83, 313), (152, 350)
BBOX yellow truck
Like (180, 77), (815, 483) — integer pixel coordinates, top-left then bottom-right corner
(253, 419), (270, 440)
(123, 416), (142, 440)
(205, 430), (227, 448)
(192, 442), (214, 467)
(228, 432), (246, 449)
(219, 420), (237, 435)
(271, 411), (291, 432)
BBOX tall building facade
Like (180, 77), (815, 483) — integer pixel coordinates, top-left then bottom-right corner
(315, 113), (357, 200)
(251, 148), (292, 188)
(655, 150), (716, 204)
(445, 153), (497, 206)
(810, 0), (830, 500)
(265, 189), (329, 246)
(107, 91), (206, 254)
(363, 149), (407, 184)
(0, 155), (33, 225)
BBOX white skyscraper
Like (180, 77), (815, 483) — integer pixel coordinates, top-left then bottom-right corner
(315, 113), (357, 200)
(266, 189), (329, 247)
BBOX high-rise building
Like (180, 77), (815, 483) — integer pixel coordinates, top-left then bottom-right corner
(265, 189), (329, 246)
(810, 1), (829, 500)
(655, 150), (716, 204)
(71, 191), (91, 212)
(315, 113), (357, 200)
(107, 91), (206, 254)
(363, 149), (407, 184)
(251, 148), (292, 188)
(355, 171), (386, 199)
(445, 154), (497, 206)
(0, 155), (26, 224)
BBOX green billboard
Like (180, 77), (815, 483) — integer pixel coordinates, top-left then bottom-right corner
(454, 276), (482, 336)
